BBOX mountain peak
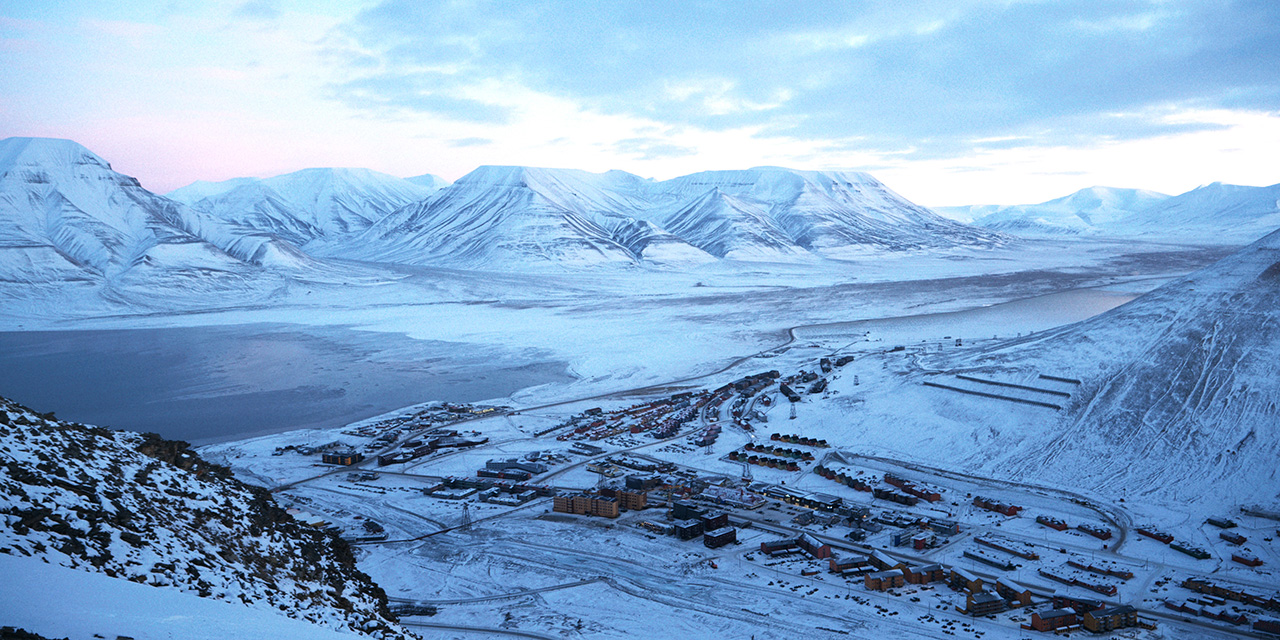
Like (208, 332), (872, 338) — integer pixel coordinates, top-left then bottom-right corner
(0, 137), (110, 173)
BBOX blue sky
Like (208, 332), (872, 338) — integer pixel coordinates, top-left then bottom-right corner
(2, 0), (1278, 204)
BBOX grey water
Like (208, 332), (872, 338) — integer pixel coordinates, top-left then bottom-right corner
(0, 324), (572, 444)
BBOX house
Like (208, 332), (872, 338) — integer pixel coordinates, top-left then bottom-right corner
(1030, 609), (1078, 632)
(1082, 605), (1137, 632)
(865, 569), (905, 591)
(797, 533), (832, 559)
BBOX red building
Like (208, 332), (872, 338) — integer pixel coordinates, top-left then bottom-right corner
(1031, 609), (1077, 631)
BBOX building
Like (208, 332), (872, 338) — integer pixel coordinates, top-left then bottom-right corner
(760, 539), (799, 556)
(701, 511), (729, 531)
(1220, 531), (1247, 545)
(965, 591), (1007, 616)
(617, 489), (647, 511)
(552, 493), (619, 518)
(949, 568), (984, 594)
(869, 550), (903, 571)
(704, 527), (736, 548)
(485, 458), (548, 475)
(674, 519), (704, 540)
(626, 474), (662, 491)
(797, 533), (833, 559)
(973, 495), (1021, 516)
(1233, 553), (1263, 567)
(671, 500), (705, 521)
(322, 451), (364, 465)
(865, 569), (905, 591)
(829, 556), (870, 574)
(904, 564), (947, 585)
(1052, 593), (1103, 613)
(1030, 609), (1078, 632)
(928, 519), (961, 535)
(1082, 605), (1137, 632)
(995, 578), (1035, 606)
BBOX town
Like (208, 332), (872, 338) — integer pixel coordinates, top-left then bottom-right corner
(206, 343), (1280, 640)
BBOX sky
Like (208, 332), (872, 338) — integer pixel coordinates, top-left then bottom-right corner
(1, 0), (1278, 206)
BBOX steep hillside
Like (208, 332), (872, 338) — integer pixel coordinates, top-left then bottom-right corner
(0, 396), (411, 639)
(170, 168), (441, 246)
(1115, 181), (1280, 244)
(950, 186), (1170, 235)
(934, 226), (1280, 502)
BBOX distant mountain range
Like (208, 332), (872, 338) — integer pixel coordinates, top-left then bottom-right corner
(168, 167), (447, 247)
(0, 137), (311, 286)
(0, 137), (1014, 279)
(5, 135), (1279, 284)
(939, 183), (1280, 242)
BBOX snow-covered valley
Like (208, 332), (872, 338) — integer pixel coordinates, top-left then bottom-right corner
(3, 136), (1279, 640)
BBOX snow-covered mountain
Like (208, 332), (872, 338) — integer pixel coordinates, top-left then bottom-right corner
(1114, 181), (1280, 243)
(652, 168), (1005, 257)
(0, 137), (313, 285)
(335, 165), (1005, 269)
(943, 182), (1280, 244)
(946, 226), (1280, 501)
(335, 165), (713, 268)
(940, 186), (1171, 235)
(169, 168), (443, 246)
(0, 396), (411, 638)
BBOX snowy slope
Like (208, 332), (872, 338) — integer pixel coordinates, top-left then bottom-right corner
(947, 186), (1171, 235)
(1114, 181), (1280, 244)
(0, 554), (364, 640)
(405, 173), (451, 191)
(335, 165), (711, 268)
(657, 187), (799, 260)
(170, 168), (441, 246)
(0, 137), (313, 284)
(0, 396), (412, 639)
(935, 227), (1280, 502)
(653, 167), (1007, 257)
